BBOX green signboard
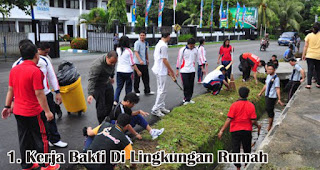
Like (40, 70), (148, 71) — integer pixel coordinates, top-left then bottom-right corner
(221, 7), (258, 29)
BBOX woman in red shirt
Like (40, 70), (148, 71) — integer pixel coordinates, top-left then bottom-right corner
(217, 39), (234, 79)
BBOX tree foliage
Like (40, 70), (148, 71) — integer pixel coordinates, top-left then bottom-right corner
(0, 0), (36, 17)
(106, 0), (127, 27)
(79, 8), (108, 24)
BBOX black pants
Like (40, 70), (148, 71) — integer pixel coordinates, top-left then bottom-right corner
(134, 64), (151, 94)
(222, 60), (232, 80)
(15, 111), (49, 169)
(94, 84), (114, 124)
(285, 81), (300, 101)
(306, 58), (320, 85)
(231, 130), (252, 168)
(240, 55), (251, 81)
(181, 72), (195, 102)
(265, 97), (277, 118)
(46, 92), (61, 143)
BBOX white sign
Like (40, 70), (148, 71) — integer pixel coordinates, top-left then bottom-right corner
(36, 0), (50, 12)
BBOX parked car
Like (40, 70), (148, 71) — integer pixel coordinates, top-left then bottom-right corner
(278, 32), (298, 46)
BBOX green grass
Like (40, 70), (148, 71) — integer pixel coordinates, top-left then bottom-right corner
(60, 46), (71, 50)
(121, 78), (265, 170)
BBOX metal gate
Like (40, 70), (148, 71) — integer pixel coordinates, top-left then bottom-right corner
(88, 32), (113, 53)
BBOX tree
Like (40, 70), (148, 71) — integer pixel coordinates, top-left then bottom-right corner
(106, 0), (127, 28)
(79, 8), (108, 24)
(250, 0), (278, 30)
(273, 0), (304, 32)
(0, 0), (36, 17)
(311, 5), (320, 22)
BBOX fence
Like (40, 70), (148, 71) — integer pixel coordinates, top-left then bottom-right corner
(88, 32), (113, 53)
(0, 32), (28, 56)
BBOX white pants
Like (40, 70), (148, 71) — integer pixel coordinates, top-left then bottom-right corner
(152, 74), (167, 111)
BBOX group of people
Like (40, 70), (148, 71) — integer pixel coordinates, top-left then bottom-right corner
(2, 22), (319, 169)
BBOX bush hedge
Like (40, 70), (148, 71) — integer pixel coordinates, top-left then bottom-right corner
(127, 78), (266, 170)
(178, 34), (194, 42)
(71, 38), (88, 50)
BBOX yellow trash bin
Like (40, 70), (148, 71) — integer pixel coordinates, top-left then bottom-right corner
(60, 77), (87, 115)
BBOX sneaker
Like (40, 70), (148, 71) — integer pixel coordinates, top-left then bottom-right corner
(145, 91), (155, 95)
(189, 100), (195, 104)
(151, 110), (165, 117)
(150, 128), (165, 140)
(52, 141), (68, 148)
(48, 142), (53, 147)
(160, 108), (170, 114)
(23, 163), (39, 170)
(113, 101), (118, 106)
(41, 164), (60, 170)
(136, 93), (140, 96)
(183, 101), (190, 105)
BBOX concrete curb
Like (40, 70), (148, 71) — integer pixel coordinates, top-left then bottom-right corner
(245, 82), (305, 170)
(60, 49), (89, 53)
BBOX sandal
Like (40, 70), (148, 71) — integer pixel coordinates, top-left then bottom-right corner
(305, 85), (311, 89)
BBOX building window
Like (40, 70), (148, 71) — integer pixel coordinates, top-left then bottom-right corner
(66, 0), (79, 9)
(58, 23), (64, 34)
(19, 22), (32, 33)
(126, 5), (131, 13)
(86, 0), (97, 10)
(58, 0), (63, 7)
(50, 0), (54, 7)
(50, 0), (64, 8)
(0, 21), (16, 32)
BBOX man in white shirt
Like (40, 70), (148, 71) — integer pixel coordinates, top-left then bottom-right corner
(151, 33), (175, 117)
(12, 41), (68, 148)
(176, 38), (202, 105)
(202, 67), (229, 95)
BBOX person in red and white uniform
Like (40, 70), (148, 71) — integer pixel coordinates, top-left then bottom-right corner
(239, 53), (266, 84)
(197, 38), (208, 83)
(176, 38), (203, 105)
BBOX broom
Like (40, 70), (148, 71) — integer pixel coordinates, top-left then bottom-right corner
(229, 51), (236, 91)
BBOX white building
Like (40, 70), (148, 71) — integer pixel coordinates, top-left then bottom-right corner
(0, 0), (135, 38)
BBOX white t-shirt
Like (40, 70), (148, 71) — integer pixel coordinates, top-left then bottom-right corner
(202, 70), (224, 84)
(12, 56), (60, 95)
(152, 40), (169, 75)
(116, 47), (135, 73)
(197, 45), (207, 65)
(176, 46), (200, 73)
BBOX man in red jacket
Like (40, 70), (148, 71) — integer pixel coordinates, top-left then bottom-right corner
(239, 53), (265, 84)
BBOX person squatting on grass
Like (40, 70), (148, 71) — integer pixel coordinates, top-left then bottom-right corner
(109, 92), (164, 140)
(151, 33), (175, 117)
(133, 31), (155, 96)
(202, 67), (230, 95)
(13, 41), (68, 148)
(87, 51), (118, 124)
(84, 114), (134, 170)
(284, 58), (305, 101)
(197, 38), (208, 83)
(176, 38), (203, 105)
(239, 53), (265, 84)
(114, 36), (142, 104)
(2, 43), (60, 170)
(258, 63), (284, 132)
(218, 87), (261, 170)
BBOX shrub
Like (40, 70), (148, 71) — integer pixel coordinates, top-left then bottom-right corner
(178, 34), (193, 42)
(70, 38), (88, 50)
(62, 34), (71, 41)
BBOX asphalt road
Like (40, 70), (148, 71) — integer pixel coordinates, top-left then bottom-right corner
(0, 40), (303, 169)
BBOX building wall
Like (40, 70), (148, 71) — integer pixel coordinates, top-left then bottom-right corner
(0, 0), (132, 38)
